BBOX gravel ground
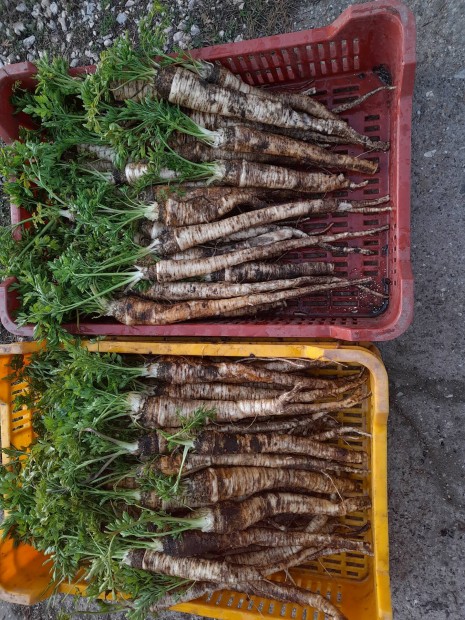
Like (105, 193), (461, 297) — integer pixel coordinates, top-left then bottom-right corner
(1, 1), (465, 619)
(0, 0), (299, 65)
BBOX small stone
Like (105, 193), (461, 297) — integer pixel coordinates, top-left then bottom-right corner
(104, 38), (112, 47)
(190, 24), (200, 36)
(48, 19), (56, 30)
(188, 0), (196, 8)
(454, 68), (465, 79)
(22, 35), (36, 49)
(125, 0), (135, 6)
(31, 5), (41, 18)
(234, 34), (243, 42)
(425, 90), (434, 98)
(66, 32), (72, 42)
(58, 15), (67, 31)
(116, 12), (127, 24)
(177, 20), (187, 31)
(239, 1), (244, 8)
(13, 21), (26, 35)
(424, 150), (436, 158)
(49, 1), (58, 14)
(173, 31), (184, 43)
(16, 2), (27, 11)
(41, 0), (49, 7)
(218, 30), (224, 38)
(70, 58), (79, 67)
(37, 18), (44, 31)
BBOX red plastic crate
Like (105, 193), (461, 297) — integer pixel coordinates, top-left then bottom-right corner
(0, 0), (415, 340)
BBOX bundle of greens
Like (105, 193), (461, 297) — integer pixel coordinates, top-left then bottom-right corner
(1, 346), (372, 620)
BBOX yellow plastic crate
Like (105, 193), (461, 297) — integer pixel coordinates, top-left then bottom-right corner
(0, 340), (391, 619)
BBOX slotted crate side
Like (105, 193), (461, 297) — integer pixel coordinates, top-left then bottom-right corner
(0, 340), (390, 619)
(0, 1), (414, 340)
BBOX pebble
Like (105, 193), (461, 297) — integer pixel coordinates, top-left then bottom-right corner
(116, 12), (128, 24)
(188, 0), (196, 8)
(16, 2), (27, 11)
(190, 24), (200, 36)
(173, 31), (184, 43)
(125, 0), (135, 6)
(218, 30), (225, 38)
(22, 35), (36, 49)
(454, 68), (465, 79)
(104, 38), (112, 47)
(424, 150), (436, 158)
(66, 32), (73, 42)
(70, 58), (79, 67)
(58, 15), (67, 31)
(49, 1), (58, 14)
(13, 22), (26, 35)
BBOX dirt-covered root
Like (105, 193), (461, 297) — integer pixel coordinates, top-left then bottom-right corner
(146, 197), (387, 256)
(217, 160), (356, 192)
(152, 526), (369, 558)
(232, 580), (348, 620)
(221, 300), (286, 317)
(227, 540), (370, 569)
(149, 582), (217, 613)
(156, 453), (367, 477)
(191, 493), (372, 533)
(332, 85), (396, 114)
(214, 125), (378, 174)
(106, 278), (371, 325)
(198, 61), (340, 122)
(205, 261), (334, 282)
(172, 134), (302, 168)
(139, 276), (345, 301)
(139, 185), (269, 227)
(147, 225), (388, 282)
(142, 356), (365, 390)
